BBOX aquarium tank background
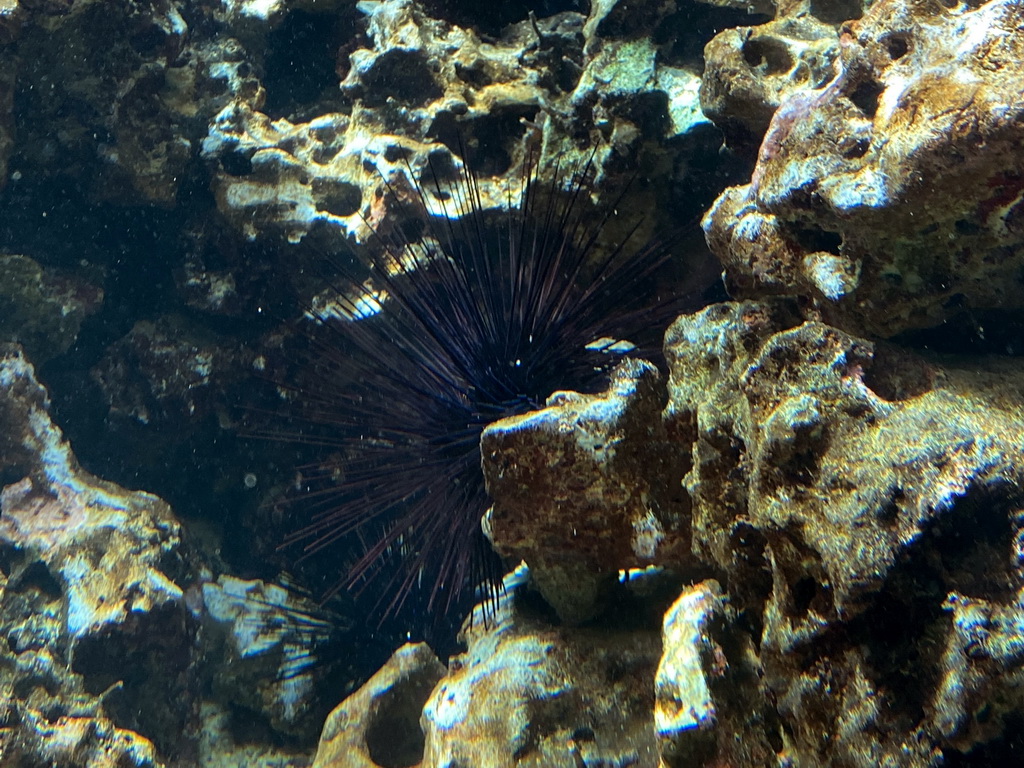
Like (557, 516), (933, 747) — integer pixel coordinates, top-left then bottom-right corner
(1, 0), (1023, 766)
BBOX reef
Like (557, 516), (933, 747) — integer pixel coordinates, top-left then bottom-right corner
(0, 344), (190, 766)
(704, 0), (1024, 337)
(2, 0), (1024, 764)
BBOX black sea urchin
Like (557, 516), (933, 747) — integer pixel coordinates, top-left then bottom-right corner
(278, 148), (686, 639)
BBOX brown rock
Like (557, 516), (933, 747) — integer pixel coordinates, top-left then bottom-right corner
(312, 642), (446, 768)
(482, 358), (691, 625)
(704, 0), (1024, 337)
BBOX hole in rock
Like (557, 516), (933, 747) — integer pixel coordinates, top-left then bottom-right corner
(792, 225), (842, 255)
(263, 10), (348, 118)
(365, 672), (438, 768)
(12, 561), (63, 600)
(741, 36), (793, 75)
(882, 32), (911, 59)
(429, 106), (539, 177)
(312, 179), (362, 217)
(358, 48), (443, 107)
(943, 710), (1024, 766)
(861, 343), (935, 401)
(219, 148), (253, 177)
(848, 78), (884, 119)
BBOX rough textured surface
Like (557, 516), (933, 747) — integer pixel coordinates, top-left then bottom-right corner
(5, 0), (1024, 763)
(421, 583), (662, 768)
(704, 0), (1024, 337)
(312, 642), (446, 768)
(701, 11), (839, 148)
(0, 254), (104, 363)
(482, 359), (692, 625)
(665, 301), (1024, 766)
(197, 575), (349, 740)
(656, 579), (776, 768)
(0, 344), (193, 765)
(201, 0), (718, 247)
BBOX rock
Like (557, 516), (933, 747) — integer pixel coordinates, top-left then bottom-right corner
(704, 0), (1024, 337)
(313, 565), (672, 768)
(665, 300), (1024, 765)
(312, 641), (446, 768)
(482, 359), (692, 625)
(421, 566), (662, 768)
(0, 254), (104, 364)
(0, 344), (196, 763)
(701, 13), (839, 148)
(91, 315), (250, 426)
(202, 0), (723, 247)
(655, 579), (775, 768)
(197, 575), (351, 740)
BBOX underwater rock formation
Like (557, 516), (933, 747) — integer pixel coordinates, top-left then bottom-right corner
(0, 344), (193, 765)
(656, 579), (776, 768)
(665, 301), (1024, 765)
(704, 0), (1024, 337)
(4, 0), (1024, 761)
(701, 4), (840, 148)
(201, 0), (717, 246)
(0, 254), (104, 363)
(197, 574), (349, 740)
(312, 641), (446, 768)
(318, 566), (674, 768)
(482, 359), (691, 625)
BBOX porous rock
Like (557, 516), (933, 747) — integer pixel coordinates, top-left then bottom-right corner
(656, 579), (775, 768)
(701, 12), (840, 147)
(421, 581), (663, 768)
(0, 344), (195, 764)
(197, 575), (347, 740)
(666, 300), (1024, 765)
(704, 0), (1024, 337)
(0, 254), (104, 364)
(313, 566), (679, 768)
(311, 641), (446, 768)
(202, 0), (717, 247)
(482, 358), (691, 625)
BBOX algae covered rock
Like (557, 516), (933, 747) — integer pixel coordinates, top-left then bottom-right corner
(482, 359), (692, 625)
(665, 301), (1024, 766)
(312, 641), (446, 768)
(704, 0), (1024, 337)
(0, 344), (196, 764)
(0, 254), (103, 364)
(316, 566), (667, 768)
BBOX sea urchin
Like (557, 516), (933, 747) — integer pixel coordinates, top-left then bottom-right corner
(277, 146), (685, 639)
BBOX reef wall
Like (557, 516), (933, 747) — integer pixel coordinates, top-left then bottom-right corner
(2, 0), (1023, 765)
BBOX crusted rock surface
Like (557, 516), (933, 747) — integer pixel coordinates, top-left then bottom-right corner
(312, 642), (446, 768)
(664, 301), (1024, 766)
(704, 0), (1024, 337)
(0, 254), (104, 363)
(482, 359), (692, 625)
(316, 568), (690, 768)
(0, 344), (194, 765)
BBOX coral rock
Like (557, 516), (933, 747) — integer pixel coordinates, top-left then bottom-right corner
(482, 359), (691, 625)
(655, 579), (775, 768)
(0, 254), (104, 364)
(422, 568), (662, 768)
(704, 0), (1024, 336)
(0, 344), (195, 763)
(666, 300), (1024, 765)
(312, 642), (446, 768)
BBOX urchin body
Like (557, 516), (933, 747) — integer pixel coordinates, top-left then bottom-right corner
(281, 152), (680, 639)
